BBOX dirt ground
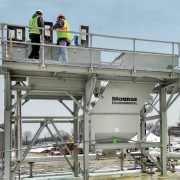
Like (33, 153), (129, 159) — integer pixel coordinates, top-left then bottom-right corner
(90, 173), (180, 180)
(20, 157), (180, 180)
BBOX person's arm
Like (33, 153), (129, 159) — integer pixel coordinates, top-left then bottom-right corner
(38, 16), (44, 27)
(37, 16), (44, 34)
(53, 22), (59, 30)
(53, 20), (65, 31)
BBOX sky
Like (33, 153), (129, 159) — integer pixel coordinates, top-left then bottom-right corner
(1, 0), (180, 135)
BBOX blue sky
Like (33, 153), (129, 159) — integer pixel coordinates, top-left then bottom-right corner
(0, 0), (180, 40)
(1, 0), (180, 133)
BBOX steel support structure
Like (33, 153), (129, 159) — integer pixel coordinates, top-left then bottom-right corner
(140, 106), (146, 172)
(160, 87), (167, 176)
(83, 76), (96, 180)
(4, 71), (12, 180)
(83, 92), (89, 180)
(14, 82), (22, 180)
(3, 23), (180, 179)
(73, 102), (79, 177)
(140, 107), (146, 142)
(58, 98), (80, 174)
(167, 92), (180, 109)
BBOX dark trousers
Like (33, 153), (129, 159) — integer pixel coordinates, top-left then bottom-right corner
(28, 34), (40, 59)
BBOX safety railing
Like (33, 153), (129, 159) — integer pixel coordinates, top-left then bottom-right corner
(0, 23), (180, 72)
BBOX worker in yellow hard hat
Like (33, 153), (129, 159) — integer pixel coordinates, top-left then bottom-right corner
(53, 14), (72, 63)
(28, 9), (44, 59)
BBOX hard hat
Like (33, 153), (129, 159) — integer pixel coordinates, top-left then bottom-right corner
(57, 14), (65, 19)
(36, 9), (43, 15)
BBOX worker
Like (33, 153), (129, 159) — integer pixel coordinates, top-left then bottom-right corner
(28, 9), (44, 59)
(53, 14), (72, 63)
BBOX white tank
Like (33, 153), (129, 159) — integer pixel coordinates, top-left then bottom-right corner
(90, 81), (154, 144)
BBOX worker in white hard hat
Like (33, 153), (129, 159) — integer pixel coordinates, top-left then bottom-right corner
(28, 9), (44, 59)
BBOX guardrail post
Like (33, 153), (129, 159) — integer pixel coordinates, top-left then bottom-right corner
(28, 162), (34, 178)
(0, 24), (4, 61)
(171, 42), (175, 72)
(41, 27), (46, 69)
(132, 38), (136, 73)
(89, 33), (93, 71)
(4, 25), (8, 60)
(178, 43), (180, 67)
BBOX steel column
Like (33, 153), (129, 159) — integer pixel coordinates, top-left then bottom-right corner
(4, 71), (12, 180)
(83, 94), (89, 180)
(140, 107), (146, 141)
(83, 100), (88, 179)
(140, 106), (146, 172)
(73, 102), (79, 177)
(83, 76), (97, 180)
(160, 87), (167, 176)
(15, 82), (22, 179)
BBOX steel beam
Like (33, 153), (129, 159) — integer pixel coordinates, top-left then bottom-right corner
(167, 91), (176, 107)
(45, 124), (74, 171)
(13, 122), (46, 173)
(22, 154), (96, 163)
(160, 87), (167, 176)
(21, 120), (74, 123)
(12, 116), (74, 120)
(12, 121), (46, 174)
(167, 93), (180, 109)
(3, 61), (179, 81)
(95, 142), (160, 150)
(152, 94), (158, 105)
(150, 103), (160, 114)
(65, 92), (83, 110)
(4, 71), (12, 180)
(143, 119), (159, 141)
(50, 119), (72, 155)
(86, 75), (97, 107)
(145, 115), (160, 121)
(11, 92), (28, 111)
(21, 122), (46, 162)
(58, 100), (73, 115)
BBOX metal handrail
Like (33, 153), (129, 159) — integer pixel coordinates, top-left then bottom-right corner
(1, 22), (180, 45)
(4, 39), (178, 56)
(1, 22), (180, 73)
(1, 22), (178, 53)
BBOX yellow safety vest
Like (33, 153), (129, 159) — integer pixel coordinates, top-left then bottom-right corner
(56, 20), (72, 41)
(29, 16), (40, 34)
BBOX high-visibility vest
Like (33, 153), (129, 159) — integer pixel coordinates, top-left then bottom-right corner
(29, 16), (40, 34)
(56, 20), (72, 41)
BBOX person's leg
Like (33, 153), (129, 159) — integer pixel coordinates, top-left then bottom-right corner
(57, 39), (63, 62)
(28, 34), (35, 59)
(59, 40), (68, 64)
(58, 46), (63, 63)
(34, 34), (40, 59)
